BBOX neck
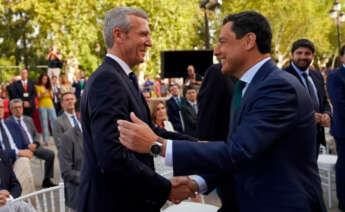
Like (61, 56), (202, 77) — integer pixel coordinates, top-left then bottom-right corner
(65, 109), (75, 114)
(234, 53), (270, 79)
(108, 48), (134, 69)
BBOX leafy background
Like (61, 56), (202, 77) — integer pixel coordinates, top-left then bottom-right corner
(0, 0), (342, 81)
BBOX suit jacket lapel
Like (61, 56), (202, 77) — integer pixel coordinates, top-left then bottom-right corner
(233, 60), (276, 130)
(62, 113), (72, 129)
(104, 57), (143, 107)
(309, 71), (322, 103)
(103, 57), (149, 122)
(286, 65), (304, 85)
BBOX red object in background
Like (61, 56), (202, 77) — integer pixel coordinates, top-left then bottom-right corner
(3, 98), (10, 119)
(33, 98), (42, 133)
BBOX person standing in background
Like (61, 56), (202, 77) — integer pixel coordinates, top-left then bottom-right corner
(36, 74), (57, 146)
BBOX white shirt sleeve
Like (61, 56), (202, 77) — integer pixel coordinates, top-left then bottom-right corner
(190, 175), (208, 194)
(164, 140), (173, 166)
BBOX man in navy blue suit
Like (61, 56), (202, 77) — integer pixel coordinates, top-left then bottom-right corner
(284, 39), (331, 156)
(79, 7), (196, 212)
(327, 45), (345, 211)
(166, 84), (185, 133)
(119, 11), (326, 212)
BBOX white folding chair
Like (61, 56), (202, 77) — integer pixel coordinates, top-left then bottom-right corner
(317, 154), (337, 208)
(163, 202), (219, 212)
(7, 183), (65, 212)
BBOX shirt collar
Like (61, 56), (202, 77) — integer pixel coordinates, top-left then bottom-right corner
(342, 64), (345, 69)
(106, 53), (132, 76)
(64, 111), (76, 117)
(291, 62), (310, 76)
(14, 116), (23, 122)
(240, 57), (271, 84)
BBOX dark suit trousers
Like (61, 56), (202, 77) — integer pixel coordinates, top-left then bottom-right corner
(335, 137), (345, 210)
(34, 146), (55, 179)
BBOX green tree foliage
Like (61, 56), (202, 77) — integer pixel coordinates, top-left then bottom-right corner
(0, 0), (343, 82)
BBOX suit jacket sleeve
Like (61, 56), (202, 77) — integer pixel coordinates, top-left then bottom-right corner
(327, 73), (345, 120)
(1, 151), (22, 197)
(153, 125), (198, 141)
(172, 78), (299, 176)
(88, 70), (170, 203)
(315, 72), (331, 115)
(58, 131), (80, 185)
(52, 120), (64, 149)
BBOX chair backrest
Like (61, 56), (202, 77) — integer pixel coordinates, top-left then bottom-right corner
(163, 202), (219, 212)
(7, 183), (65, 212)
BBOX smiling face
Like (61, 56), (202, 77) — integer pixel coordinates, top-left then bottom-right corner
(291, 47), (314, 71)
(214, 22), (247, 76)
(116, 15), (152, 68)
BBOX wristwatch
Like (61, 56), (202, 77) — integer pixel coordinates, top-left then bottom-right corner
(150, 141), (162, 157)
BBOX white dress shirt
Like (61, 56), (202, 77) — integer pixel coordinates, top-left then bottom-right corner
(106, 53), (133, 76)
(64, 112), (81, 129)
(291, 62), (320, 104)
(165, 57), (272, 193)
(15, 117), (33, 144)
(0, 120), (19, 157)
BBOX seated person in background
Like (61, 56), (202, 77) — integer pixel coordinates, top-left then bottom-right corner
(0, 99), (34, 195)
(181, 86), (198, 137)
(53, 92), (77, 149)
(142, 90), (151, 101)
(150, 101), (174, 132)
(184, 65), (202, 87)
(8, 98), (56, 188)
(58, 101), (82, 212)
(0, 150), (22, 200)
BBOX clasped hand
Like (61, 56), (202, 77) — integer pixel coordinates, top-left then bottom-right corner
(169, 176), (199, 204)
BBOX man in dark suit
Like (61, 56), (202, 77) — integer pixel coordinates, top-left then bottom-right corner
(118, 11), (326, 212)
(197, 63), (236, 141)
(0, 150), (22, 200)
(53, 92), (77, 149)
(79, 7), (196, 212)
(166, 84), (185, 133)
(72, 71), (87, 101)
(58, 101), (83, 211)
(284, 39), (331, 155)
(8, 69), (36, 118)
(327, 45), (345, 211)
(0, 99), (34, 196)
(51, 75), (61, 115)
(9, 98), (56, 188)
(181, 86), (198, 137)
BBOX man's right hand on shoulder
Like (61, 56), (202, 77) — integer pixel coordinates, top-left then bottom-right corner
(19, 149), (33, 159)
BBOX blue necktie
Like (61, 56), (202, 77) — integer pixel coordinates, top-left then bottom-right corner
(71, 115), (79, 127)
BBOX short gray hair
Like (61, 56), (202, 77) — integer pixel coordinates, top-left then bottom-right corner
(103, 7), (148, 49)
(10, 98), (23, 110)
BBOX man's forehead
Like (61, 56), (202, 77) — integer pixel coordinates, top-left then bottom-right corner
(293, 47), (314, 53)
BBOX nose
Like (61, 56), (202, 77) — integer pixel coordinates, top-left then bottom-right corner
(146, 36), (153, 47)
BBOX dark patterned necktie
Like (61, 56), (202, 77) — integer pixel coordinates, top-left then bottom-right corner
(302, 73), (319, 112)
(129, 72), (140, 95)
(17, 120), (30, 145)
(233, 80), (247, 113)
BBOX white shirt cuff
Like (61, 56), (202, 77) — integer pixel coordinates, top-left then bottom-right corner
(190, 175), (208, 194)
(164, 139), (173, 167)
(15, 149), (19, 158)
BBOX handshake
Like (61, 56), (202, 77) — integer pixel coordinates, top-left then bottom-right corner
(168, 176), (199, 204)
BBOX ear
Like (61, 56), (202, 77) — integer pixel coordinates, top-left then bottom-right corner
(243, 32), (257, 51)
(113, 28), (124, 44)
